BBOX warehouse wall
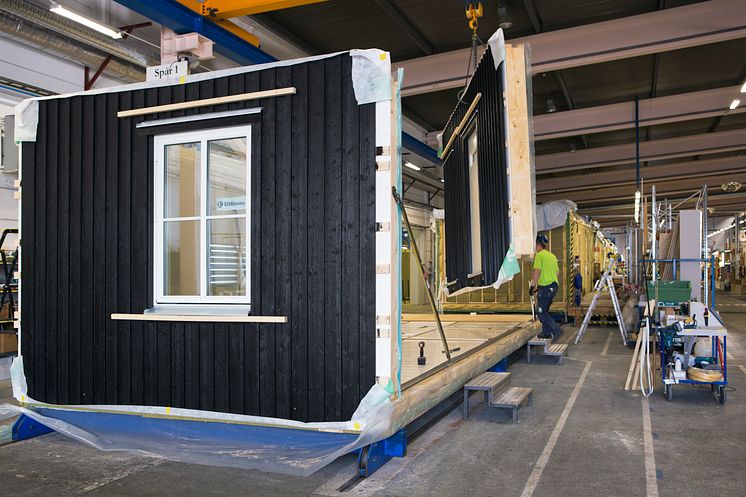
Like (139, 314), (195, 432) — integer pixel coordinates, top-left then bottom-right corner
(442, 46), (509, 290)
(20, 53), (377, 422)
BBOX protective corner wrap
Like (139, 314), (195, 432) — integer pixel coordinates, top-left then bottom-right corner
(446, 245), (520, 298)
(350, 49), (393, 104)
(14, 99), (39, 143)
(488, 28), (506, 69)
(536, 200), (578, 231)
(10, 355), (27, 401)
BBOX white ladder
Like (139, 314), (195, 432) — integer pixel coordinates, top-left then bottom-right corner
(575, 257), (628, 346)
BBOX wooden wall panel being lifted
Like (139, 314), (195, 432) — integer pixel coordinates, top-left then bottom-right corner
(20, 54), (377, 423)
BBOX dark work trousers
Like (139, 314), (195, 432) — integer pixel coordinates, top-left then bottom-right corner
(537, 282), (562, 337)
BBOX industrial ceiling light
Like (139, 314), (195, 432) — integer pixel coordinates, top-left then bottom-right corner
(729, 98), (740, 110)
(722, 181), (742, 193)
(50, 3), (122, 39)
(404, 162), (421, 171)
(634, 190), (641, 224)
(546, 97), (557, 113)
(497, 3), (513, 30)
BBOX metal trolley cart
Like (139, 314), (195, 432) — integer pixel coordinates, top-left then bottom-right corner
(659, 317), (727, 404)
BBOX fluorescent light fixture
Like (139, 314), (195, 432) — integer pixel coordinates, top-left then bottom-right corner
(50, 4), (122, 39)
(741, 81), (746, 93)
(404, 162), (421, 171)
(634, 190), (641, 225)
(730, 98), (740, 110)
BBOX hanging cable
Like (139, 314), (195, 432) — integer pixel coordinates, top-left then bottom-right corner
(458, 2), (485, 102)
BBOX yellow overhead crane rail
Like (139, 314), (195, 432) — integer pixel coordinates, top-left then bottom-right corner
(175, 0), (327, 47)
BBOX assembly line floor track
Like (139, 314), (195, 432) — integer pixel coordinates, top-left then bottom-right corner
(1, 307), (744, 496)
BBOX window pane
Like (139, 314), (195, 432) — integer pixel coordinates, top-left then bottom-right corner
(164, 220), (200, 296)
(165, 142), (201, 218)
(208, 137), (247, 216)
(467, 127), (481, 274)
(207, 218), (247, 297)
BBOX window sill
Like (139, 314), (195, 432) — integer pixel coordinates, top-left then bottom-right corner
(111, 308), (287, 324)
(146, 304), (252, 316)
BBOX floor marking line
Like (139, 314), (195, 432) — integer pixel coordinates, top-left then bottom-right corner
(519, 360), (592, 497)
(601, 332), (613, 356)
(738, 365), (746, 376)
(642, 397), (659, 497)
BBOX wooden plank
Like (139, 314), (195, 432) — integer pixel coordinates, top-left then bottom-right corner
(505, 44), (536, 257)
(441, 93), (482, 157)
(104, 92), (119, 404)
(57, 97), (71, 404)
(117, 91), (132, 405)
(198, 322), (215, 410)
(402, 313), (531, 323)
(116, 87), (296, 117)
(129, 89), (147, 406)
(358, 100), (377, 402)
(341, 54), (361, 419)
(244, 70), (261, 416)
(157, 322), (171, 405)
(228, 324), (245, 414)
(45, 99), (59, 404)
(92, 93), (108, 404)
(324, 56), (343, 421)
(171, 322), (186, 408)
(20, 138), (35, 397)
(290, 62), (309, 422)
(306, 59), (326, 421)
(111, 313), (287, 323)
(259, 68), (277, 418)
(274, 65), (293, 419)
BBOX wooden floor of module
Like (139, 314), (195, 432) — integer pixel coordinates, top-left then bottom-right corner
(400, 313), (532, 386)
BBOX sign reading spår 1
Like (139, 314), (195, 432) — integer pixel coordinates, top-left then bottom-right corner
(146, 61), (189, 82)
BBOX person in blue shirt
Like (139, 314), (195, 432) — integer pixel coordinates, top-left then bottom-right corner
(572, 256), (583, 327)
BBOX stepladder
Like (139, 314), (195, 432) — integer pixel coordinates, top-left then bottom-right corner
(575, 256), (628, 346)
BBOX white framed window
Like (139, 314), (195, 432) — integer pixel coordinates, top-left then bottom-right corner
(153, 125), (251, 306)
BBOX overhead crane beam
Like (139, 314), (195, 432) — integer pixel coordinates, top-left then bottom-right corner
(199, 0), (326, 19)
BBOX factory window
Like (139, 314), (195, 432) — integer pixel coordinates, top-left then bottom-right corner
(153, 126), (251, 306)
(467, 125), (482, 276)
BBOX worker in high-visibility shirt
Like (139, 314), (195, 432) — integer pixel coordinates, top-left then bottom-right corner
(529, 234), (562, 339)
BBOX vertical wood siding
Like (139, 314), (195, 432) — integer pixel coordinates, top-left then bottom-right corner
(442, 47), (510, 290)
(20, 54), (377, 423)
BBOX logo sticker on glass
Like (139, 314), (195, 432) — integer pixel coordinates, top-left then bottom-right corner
(216, 197), (246, 211)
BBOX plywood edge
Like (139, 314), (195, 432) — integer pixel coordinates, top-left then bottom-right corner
(111, 313), (287, 323)
(402, 313), (531, 323)
(504, 43), (536, 257)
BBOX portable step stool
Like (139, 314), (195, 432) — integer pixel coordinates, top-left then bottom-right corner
(463, 372), (533, 424)
(526, 336), (568, 364)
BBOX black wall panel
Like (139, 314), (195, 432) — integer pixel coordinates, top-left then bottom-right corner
(21, 54), (377, 422)
(442, 47), (510, 290)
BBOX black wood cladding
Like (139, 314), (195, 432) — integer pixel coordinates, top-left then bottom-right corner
(20, 54), (377, 422)
(442, 47), (510, 289)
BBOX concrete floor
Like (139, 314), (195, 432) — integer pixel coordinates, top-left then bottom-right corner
(1, 294), (745, 496)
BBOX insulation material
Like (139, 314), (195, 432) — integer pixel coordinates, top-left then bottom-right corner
(14, 99), (38, 143)
(350, 49), (392, 104)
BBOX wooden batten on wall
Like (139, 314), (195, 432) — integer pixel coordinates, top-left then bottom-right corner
(504, 44), (536, 257)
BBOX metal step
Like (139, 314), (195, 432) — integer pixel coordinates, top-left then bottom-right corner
(463, 372), (512, 419)
(490, 386), (534, 424)
(544, 343), (568, 356)
(464, 371), (511, 393)
(528, 335), (552, 346)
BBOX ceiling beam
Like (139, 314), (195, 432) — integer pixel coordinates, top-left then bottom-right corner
(536, 156), (746, 193)
(539, 173), (746, 204)
(578, 191), (746, 214)
(372, 0), (433, 55)
(203, 0), (326, 18)
(394, 0), (746, 96)
(536, 129), (746, 173)
(534, 85), (745, 141)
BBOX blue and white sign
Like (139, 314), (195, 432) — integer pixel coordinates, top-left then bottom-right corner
(216, 197), (246, 211)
